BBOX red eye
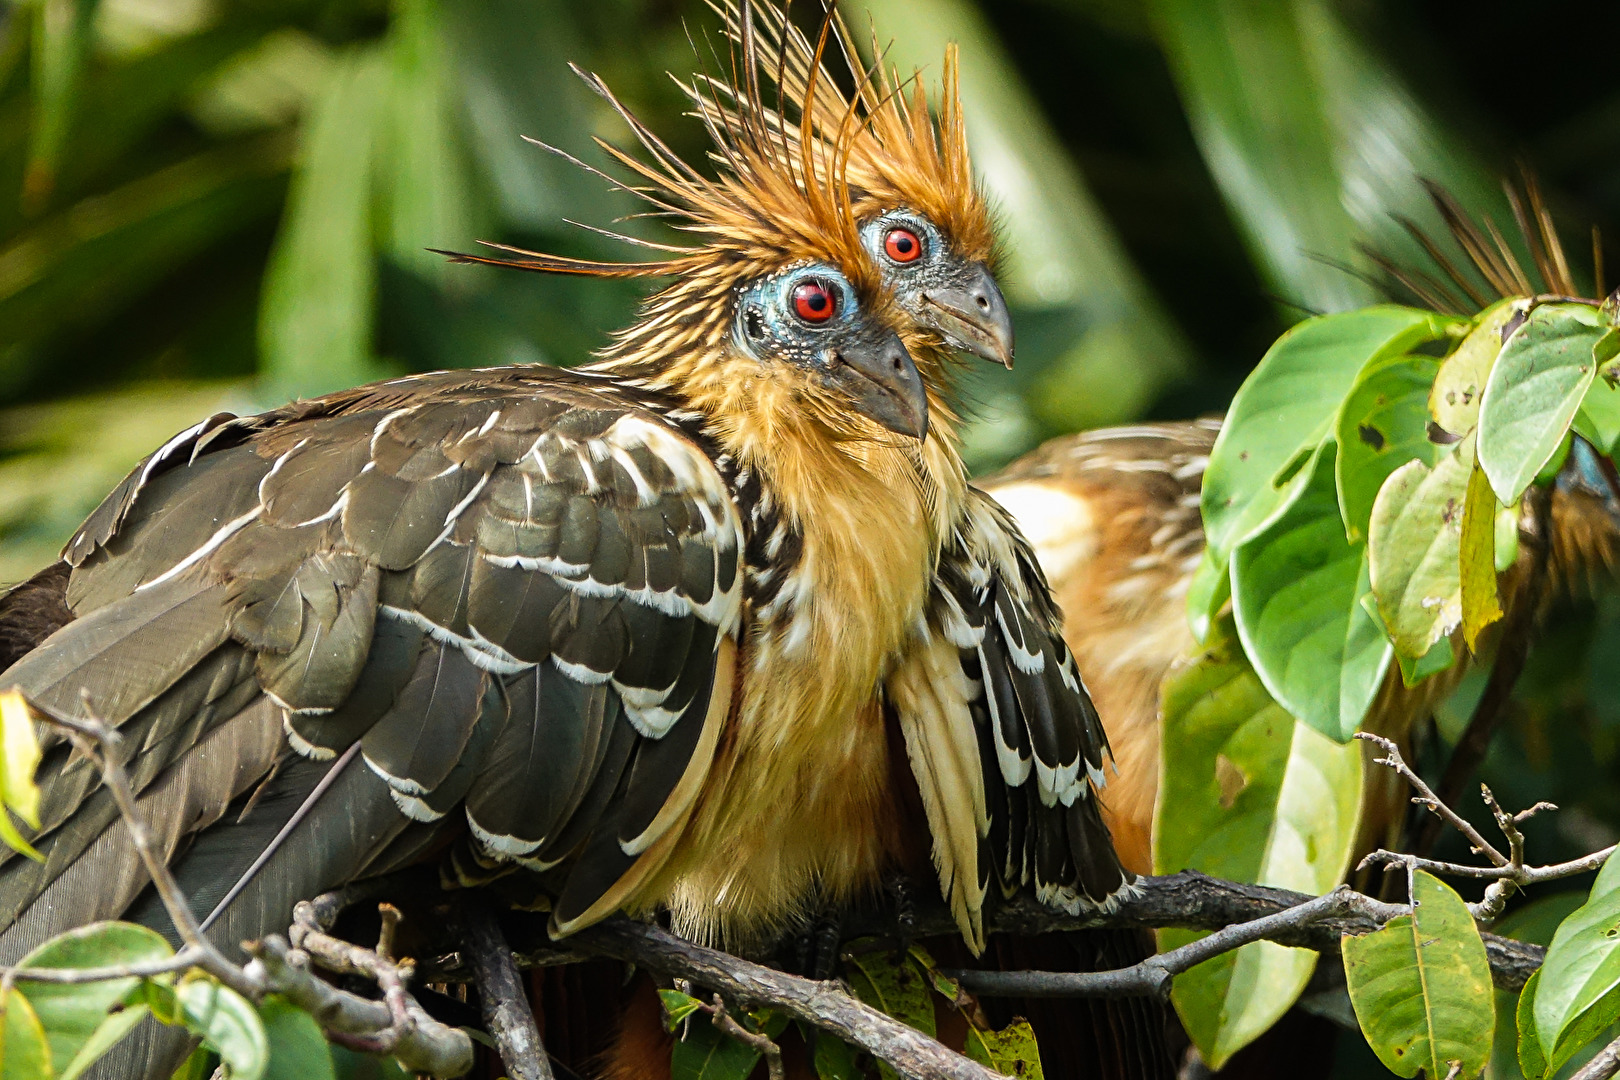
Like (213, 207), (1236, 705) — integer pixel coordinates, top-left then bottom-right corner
(884, 227), (922, 263)
(792, 279), (837, 323)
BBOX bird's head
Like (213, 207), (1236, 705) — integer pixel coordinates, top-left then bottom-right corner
(694, 5), (1012, 369)
(857, 206), (1011, 370)
(729, 260), (927, 440)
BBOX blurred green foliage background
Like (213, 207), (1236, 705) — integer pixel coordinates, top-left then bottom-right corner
(11, 0), (1620, 587)
(0, 2), (1618, 1072)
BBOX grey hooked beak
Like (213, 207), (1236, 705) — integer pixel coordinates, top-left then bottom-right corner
(832, 329), (929, 440)
(920, 262), (1015, 369)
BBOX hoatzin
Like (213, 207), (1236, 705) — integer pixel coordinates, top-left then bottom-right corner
(0, 4), (1132, 1076)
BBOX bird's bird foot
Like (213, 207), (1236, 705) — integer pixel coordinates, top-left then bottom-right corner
(883, 871), (918, 955)
(786, 905), (846, 981)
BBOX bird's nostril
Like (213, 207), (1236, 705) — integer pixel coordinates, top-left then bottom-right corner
(975, 293), (990, 311)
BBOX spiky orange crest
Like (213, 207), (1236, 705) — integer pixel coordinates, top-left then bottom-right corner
(692, 1), (998, 271)
(437, 6), (896, 372)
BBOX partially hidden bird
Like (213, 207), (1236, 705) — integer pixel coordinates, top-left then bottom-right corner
(982, 181), (1620, 882)
(0, 4), (1132, 1076)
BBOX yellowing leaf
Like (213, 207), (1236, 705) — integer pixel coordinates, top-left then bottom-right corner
(0, 692), (44, 862)
(0, 987), (52, 1080)
(1368, 436), (1474, 661)
(1430, 300), (1519, 438)
(1459, 465), (1504, 651)
(965, 1019), (1044, 1079)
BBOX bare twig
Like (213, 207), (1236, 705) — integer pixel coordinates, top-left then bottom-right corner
(44, 698), (262, 998)
(455, 895), (554, 1080)
(1358, 733), (1506, 866)
(16, 690), (474, 1077)
(576, 918), (1004, 1080)
(700, 994), (785, 1080)
(2, 947), (208, 986)
(243, 936), (472, 1077)
(291, 899), (419, 1056)
(1357, 733), (1615, 920)
(1571, 1031), (1620, 1080)
(946, 886), (1378, 998)
(484, 871), (1543, 993)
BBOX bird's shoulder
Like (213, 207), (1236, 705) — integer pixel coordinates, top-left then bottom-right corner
(62, 366), (742, 620)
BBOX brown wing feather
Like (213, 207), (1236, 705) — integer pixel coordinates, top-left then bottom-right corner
(0, 366), (744, 950)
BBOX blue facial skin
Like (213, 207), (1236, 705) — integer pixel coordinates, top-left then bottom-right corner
(859, 210), (1014, 368)
(733, 262), (928, 439)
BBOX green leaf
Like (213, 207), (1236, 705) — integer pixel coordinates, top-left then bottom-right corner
(1575, 369), (1620, 456)
(1335, 352), (1444, 542)
(1460, 465), (1504, 651)
(1497, 896), (1595, 1080)
(1395, 634), (1456, 688)
(1478, 302), (1606, 505)
(1186, 549), (1231, 644)
(1519, 968), (1549, 1079)
(0, 990), (52, 1080)
(669, 1015), (759, 1080)
(965, 1019), (1044, 1079)
(175, 979), (268, 1080)
(376, 0), (485, 283)
(845, 947), (936, 1080)
(1430, 300), (1519, 439)
(1149, 0), (1510, 319)
(1522, 970), (1620, 1079)
(258, 45), (389, 401)
(1343, 870), (1494, 1079)
(14, 921), (172, 1079)
(1368, 435), (1475, 661)
(1202, 306), (1458, 565)
(808, 1028), (860, 1080)
(1155, 616), (1363, 1066)
(258, 997), (333, 1080)
(1232, 446), (1391, 741)
(1534, 852), (1620, 1063)
(168, 1048), (213, 1080)
(0, 988), (52, 1080)
(844, 948), (936, 1040)
(659, 990), (706, 1032)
